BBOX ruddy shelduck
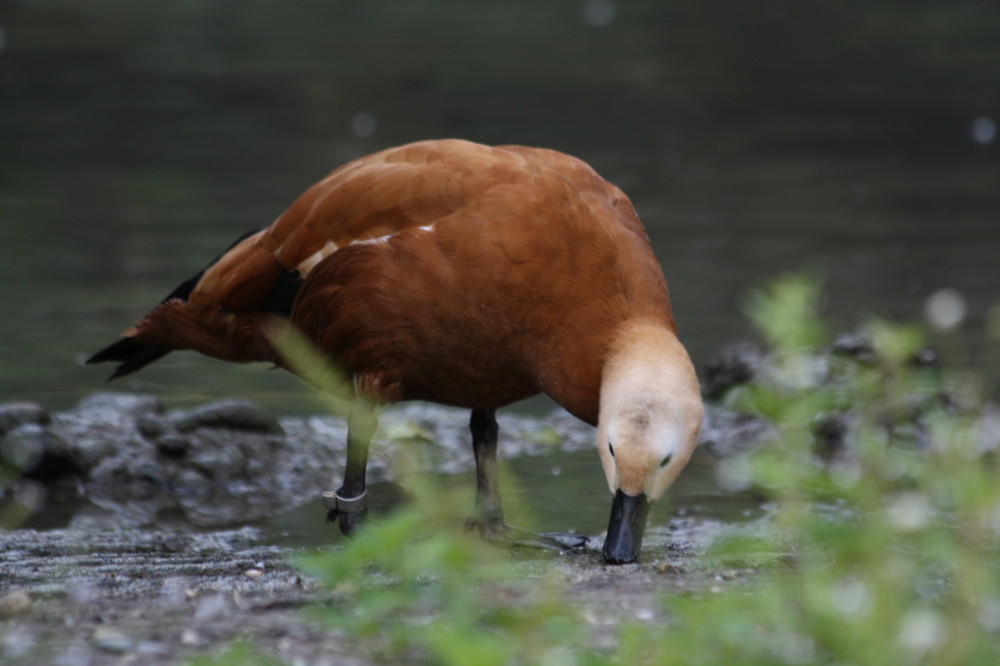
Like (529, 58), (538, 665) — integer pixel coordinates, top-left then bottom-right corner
(88, 139), (703, 564)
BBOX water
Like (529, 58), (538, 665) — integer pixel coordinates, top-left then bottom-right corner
(256, 449), (764, 549)
(2, 1), (998, 535)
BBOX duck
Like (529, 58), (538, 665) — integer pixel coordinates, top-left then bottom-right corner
(87, 139), (704, 564)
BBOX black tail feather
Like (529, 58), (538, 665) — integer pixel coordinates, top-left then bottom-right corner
(86, 338), (173, 381)
(86, 228), (265, 381)
(87, 227), (302, 382)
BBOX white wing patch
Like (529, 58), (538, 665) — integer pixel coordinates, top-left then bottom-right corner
(292, 224), (436, 276)
(350, 234), (393, 247)
(295, 240), (340, 275)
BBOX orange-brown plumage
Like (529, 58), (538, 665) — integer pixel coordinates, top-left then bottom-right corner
(90, 139), (702, 564)
(124, 139), (675, 424)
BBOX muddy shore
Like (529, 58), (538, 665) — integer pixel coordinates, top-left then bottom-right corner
(0, 386), (769, 665)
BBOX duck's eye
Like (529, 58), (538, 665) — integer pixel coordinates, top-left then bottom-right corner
(659, 453), (673, 468)
(608, 441), (615, 458)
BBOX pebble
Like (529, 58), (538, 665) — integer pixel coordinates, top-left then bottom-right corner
(2, 423), (81, 479)
(172, 400), (284, 434)
(193, 594), (227, 621)
(156, 433), (190, 458)
(0, 590), (32, 617)
(0, 402), (50, 435)
(92, 627), (133, 654)
(180, 628), (202, 646)
(1, 624), (35, 657)
(136, 414), (167, 439)
(244, 568), (264, 579)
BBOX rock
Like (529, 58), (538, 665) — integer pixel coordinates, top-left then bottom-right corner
(87, 451), (169, 502)
(0, 624), (35, 657)
(137, 414), (167, 439)
(1, 424), (82, 479)
(172, 400), (284, 435)
(193, 594), (228, 622)
(814, 412), (851, 460)
(698, 405), (770, 458)
(832, 332), (875, 363)
(12, 387), (771, 529)
(703, 341), (764, 399)
(179, 628), (202, 646)
(0, 425), (44, 471)
(92, 627), (133, 654)
(833, 332), (939, 369)
(0, 402), (50, 436)
(0, 590), (33, 617)
(156, 433), (190, 458)
(184, 432), (251, 479)
(50, 393), (161, 469)
(74, 393), (164, 419)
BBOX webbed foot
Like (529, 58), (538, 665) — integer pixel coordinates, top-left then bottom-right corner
(466, 516), (589, 552)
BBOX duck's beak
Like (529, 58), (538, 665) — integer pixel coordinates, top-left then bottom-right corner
(602, 489), (650, 564)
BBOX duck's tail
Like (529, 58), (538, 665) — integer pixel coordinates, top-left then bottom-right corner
(86, 228), (269, 381)
(86, 338), (173, 381)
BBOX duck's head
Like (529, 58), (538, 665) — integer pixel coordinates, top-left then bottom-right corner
(597, 322), (703, 564)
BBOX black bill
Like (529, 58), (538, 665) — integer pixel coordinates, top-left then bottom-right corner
(602, 489), (650, 564)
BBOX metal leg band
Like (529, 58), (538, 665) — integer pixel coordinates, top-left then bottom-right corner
(322, 489), (368, 513)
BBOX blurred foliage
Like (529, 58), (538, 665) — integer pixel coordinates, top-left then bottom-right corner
(743, 271), (829, 356)
(296, 459), (595, 666)
(271, 322), (357, 416)
(194, 273), (1000, 665)
(678, 273), (1000, 665)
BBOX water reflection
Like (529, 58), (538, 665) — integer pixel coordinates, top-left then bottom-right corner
(259, 450), (765, 549)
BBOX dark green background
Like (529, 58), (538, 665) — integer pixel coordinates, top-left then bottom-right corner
(2, 0), (998, 410)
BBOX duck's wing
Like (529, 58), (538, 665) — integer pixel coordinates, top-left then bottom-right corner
(186, 139), (512, 313)
(101, 140), (526, 368)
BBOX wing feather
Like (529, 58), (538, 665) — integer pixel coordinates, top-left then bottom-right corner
(182, 139), (643, 318)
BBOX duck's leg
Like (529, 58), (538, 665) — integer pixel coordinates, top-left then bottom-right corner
(324, 400), (377, 536)
(467, 408), (506, 539)
(466, 409), (589, 552)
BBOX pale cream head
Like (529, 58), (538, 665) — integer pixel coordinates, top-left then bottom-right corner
(596, 320), (704, 500)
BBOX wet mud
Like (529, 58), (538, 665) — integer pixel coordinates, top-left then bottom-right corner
(0, 386), (770, 664)
(0, 518), (759, 665)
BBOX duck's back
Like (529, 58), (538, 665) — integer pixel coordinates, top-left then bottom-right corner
(138, 140), (676, 423)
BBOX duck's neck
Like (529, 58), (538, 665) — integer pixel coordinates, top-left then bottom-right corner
(603, 319), (699, 403)
(597, 319), (703, 492)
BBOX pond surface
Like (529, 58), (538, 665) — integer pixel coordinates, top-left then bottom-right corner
(257, 449), (764, 549)
(25, 448), (764, 550)
(3, 0), (998, 412)
(1, 1), (998, 537)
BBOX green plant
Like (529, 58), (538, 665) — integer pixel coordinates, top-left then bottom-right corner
(645, 274), (1000, 665)
(295, 454), (603, 666)
(192, 273), (1000, 665)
